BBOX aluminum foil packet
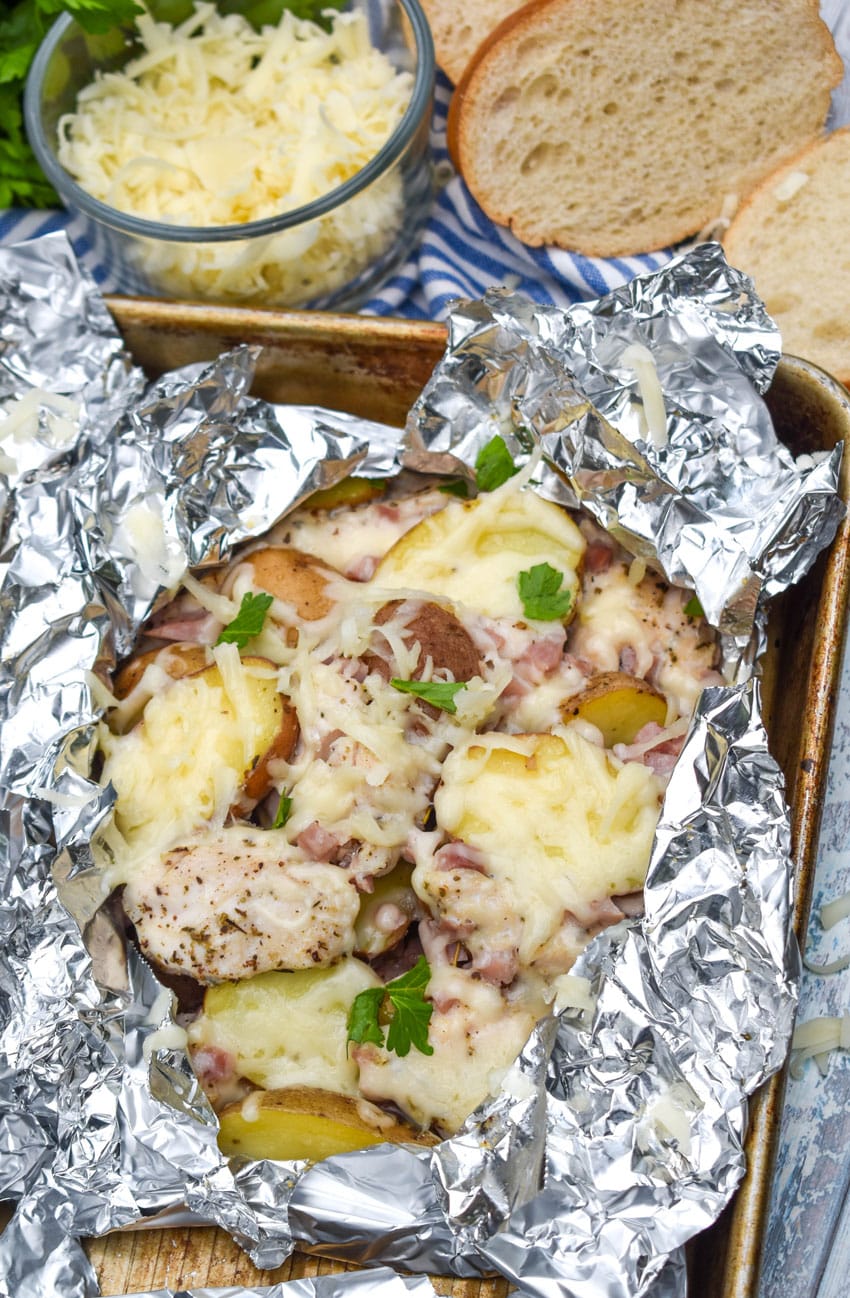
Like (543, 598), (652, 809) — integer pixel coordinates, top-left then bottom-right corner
(0, 233), (842, 1298)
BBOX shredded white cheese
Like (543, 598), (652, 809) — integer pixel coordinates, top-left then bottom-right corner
(57, 4), (414, 307)
(821, 888), (850, 931)
(117, 501), (187, 589)
(790, 1013), (850, 1077)
(0, 388), (81, 474)
(621, 342), (668, 450)
(774, 170), (810, 204)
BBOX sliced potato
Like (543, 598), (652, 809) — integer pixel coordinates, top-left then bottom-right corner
(190, 960), (381, 1095)
(113, 641), (210, 700)
(100, 656), (285, 853)
(217, 1086), (437, 1161)
(432, 729), (661, 959)
(364, 599), (481, 685)
(375, 487), (584, 623)
(303, 477), (385, 512)
(225, 546), (341, 621)
(239, 696), (299, 807)
(562, 672), (667, 747)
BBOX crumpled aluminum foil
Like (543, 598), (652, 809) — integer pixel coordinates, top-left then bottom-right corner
(0, 234), (841, 1298)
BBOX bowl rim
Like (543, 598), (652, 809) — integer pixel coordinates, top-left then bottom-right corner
(24, 0), (435, 245)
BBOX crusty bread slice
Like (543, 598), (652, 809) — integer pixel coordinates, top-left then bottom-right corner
(420, 0), (528, 83)
(724, 128), (850, 386)
(448, 0), (842, 257)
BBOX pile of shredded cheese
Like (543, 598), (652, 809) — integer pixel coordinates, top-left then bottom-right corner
(57, 3), (414, 306)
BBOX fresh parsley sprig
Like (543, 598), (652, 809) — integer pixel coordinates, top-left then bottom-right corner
(216, 590), (273, 649)
(347, 956), (434, 1058)
(475, 434), (519, 492)
(683, 594), (704, 618)
(390, 678), (467, 714)
(517, 563), (573, 621)
(0, 0), (144, 208)
(271, 790), (292, 829)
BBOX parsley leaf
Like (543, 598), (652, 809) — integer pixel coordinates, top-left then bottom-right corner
(438, 478), (470, 499)
(346, 987), (385, 1048)
(475, 435), (518, 492)
(0, 0), (144, 209)
(683, 595), (704, 618)
(347, 956), (434, 1058)
(517, 563), (573, 621)
(271, 791), (292, 829)
(216, 590), (273, 649)
(390, 678), (467, 714)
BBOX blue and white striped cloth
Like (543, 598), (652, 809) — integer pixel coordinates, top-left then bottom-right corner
(0, 75), (672, 322)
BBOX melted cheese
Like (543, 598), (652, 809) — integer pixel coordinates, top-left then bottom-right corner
(621, 342), (667, 450)
(102, 467), (722, 1137)
(117, 501), (187, 589)
(375, 478), (585, 623)
(57, 5), (413, 307)
(355, 965), (540, 1132)
(99, 655), (282, 877)
(189, 961), (381, 1094)
(430, 729), (661, 961)
(276, 489), (448, 578)
(570, 559), (718, 718)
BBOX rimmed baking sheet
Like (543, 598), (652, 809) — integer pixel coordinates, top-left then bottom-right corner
(84, 300), (850, 1298)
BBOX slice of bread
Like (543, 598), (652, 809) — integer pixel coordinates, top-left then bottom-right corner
(724, 128), (850, 386)
(420, 0), (528, 83)
(447, 0), (842, 257)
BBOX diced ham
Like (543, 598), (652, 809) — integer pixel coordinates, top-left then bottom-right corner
(192, 1044), (235, 1085)
(614, 722), (686, 779)
(147, 591), (222, 645)
(587, 895), (628, 928)
(297, 821), (342, 862)
(611, 891), (645, 918)
(346, 555), (379, 581)
(148, 611), (222, 644)
(516, 632), (565, 680)
(644, 748), (681, 778)
(473, 948), (519, 986)
(434, 840), (487, 873)
(584, 539), (614, 574)
(619, 644), (639, 675)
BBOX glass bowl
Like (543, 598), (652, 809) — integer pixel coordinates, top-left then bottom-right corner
(24, 1), (435, 310)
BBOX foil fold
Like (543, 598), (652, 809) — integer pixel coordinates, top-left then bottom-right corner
(0, 234), (841, 1298)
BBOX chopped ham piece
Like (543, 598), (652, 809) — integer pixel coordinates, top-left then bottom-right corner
(346, 555), (379, 581)
(296, 821), (341, 861)
(619, 644), (639, 675)
(434, 840), (487, 873)
(146, 590), (222, 645)
(192, 1043), (234, 1084)
(612, 891), (644, 918)
(514, 631), (565, 681)
(613, 722), (686, 779)
(584, 539), (615, 573)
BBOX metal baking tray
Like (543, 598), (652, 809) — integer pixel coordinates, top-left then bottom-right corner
(83, 297), (850, 1298)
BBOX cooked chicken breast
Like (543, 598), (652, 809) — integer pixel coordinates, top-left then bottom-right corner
(124, 825), (360, 984)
